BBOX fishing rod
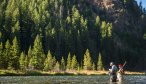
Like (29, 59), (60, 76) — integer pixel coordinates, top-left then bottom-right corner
(122, 61), (127, 69)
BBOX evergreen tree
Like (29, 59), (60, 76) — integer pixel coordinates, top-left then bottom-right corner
(19, 52), (25, 70)
(97, 53), (104, 71)
(101, 21), (107, 39)
(3, 40), (11, 69)
(27, 46), (32, 62)
(71, 55), (78, 70)
(0, 0), (145, 71)
(24, 55), (29, 69)
(95, 16), (100, 28)
(92, 62), (96, 71)
(66, 52), (71, 70)
(107, 23), (112, 37)
(52, 56), (57, 68)
(31, 35), (45, 69)
(44, 50), (53, 71)
(54, 61), (60, 71)
(83, 49), (92, 70)
(9, 37), (20, 69)
(61, 56), (66, 71)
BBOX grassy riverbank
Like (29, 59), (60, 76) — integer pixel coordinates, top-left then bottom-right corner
(0, 70), (145, 76)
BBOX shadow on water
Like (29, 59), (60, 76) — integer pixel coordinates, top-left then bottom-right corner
(0, 75), (146, 84)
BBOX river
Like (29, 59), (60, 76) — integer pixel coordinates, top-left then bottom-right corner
(0, 75), (146, 84)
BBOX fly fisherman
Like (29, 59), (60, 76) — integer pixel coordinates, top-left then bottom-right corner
(117, 64), (124, 82)
(109, 62), (118, 82)
(117, 61), (126, 82)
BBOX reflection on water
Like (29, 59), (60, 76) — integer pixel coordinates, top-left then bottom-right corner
(0, 75), (146, 84)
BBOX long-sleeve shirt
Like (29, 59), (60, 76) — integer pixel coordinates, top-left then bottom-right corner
(109, 65), (118, 74)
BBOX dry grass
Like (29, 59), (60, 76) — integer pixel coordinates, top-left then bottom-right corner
(124, 71), (145, 75)
(0, 69), (145, 76)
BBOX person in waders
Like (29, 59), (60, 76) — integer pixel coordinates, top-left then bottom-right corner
(117, 64), (124, 82)
(109, 62), (118, 82)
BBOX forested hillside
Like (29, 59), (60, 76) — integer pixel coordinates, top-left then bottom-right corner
(0, 0), (146, 71)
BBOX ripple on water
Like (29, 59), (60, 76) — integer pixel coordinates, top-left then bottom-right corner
(0, 75), (146, 84)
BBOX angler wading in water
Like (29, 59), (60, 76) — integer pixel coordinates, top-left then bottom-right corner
(117, 64), (124, 82)
(117, 61), (126, 82)
(109, 62), (118, 82)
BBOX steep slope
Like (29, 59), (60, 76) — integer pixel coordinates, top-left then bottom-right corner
(85, 0), (146, 70)
(0, 0), (146, 70)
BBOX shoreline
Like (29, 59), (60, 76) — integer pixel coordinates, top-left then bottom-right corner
(0, 70), (145, 76)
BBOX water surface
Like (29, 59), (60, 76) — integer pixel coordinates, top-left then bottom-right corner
(0, 75), (146, 84)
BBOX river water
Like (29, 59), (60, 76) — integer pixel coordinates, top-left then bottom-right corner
(0, 75), (146, 84)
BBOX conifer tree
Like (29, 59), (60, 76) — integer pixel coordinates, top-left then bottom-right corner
(44, 50), (53, 71)
(97, 53), (104, 71)
(95, 16), (100, 28)
(27, 46), (32, 62)
(66, 53), (71, 70)
(3, 40), (11, 69)
(92, 62), (96, 71)
(71, 55), (78, 70)
(107, 23), (112, 37)
(28, 57), (34, 70)
(31, 35), (45, 69)
(19, 52), (25, 70)
(52, 56), (57, 68)
(72, 6), (80, 26)
(54, 61), (60, 71)
(24, 55), (29, 69)
(101, 21), (107, 39)
(61, 56), (66, 71)
(83, 49), (92, 70)
(9, 36), (20, 69)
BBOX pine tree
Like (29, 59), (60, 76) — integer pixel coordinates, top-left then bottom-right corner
(101, 21), (107, 39)
(31, 35), (45, 69)
(54, 61), (60, 71)
(107, 23), (112, 37)
(52, 56), (57, 69)
(97, 53), (104, 71)
(27, 46), (32, 62)
(19, 52), (25, 70)
(24, 55), (29, 69)
(92, 62), (96, 71)
(66, 52), (71, 70)
(83, 49), (92, 70)
(95, 16), (100, 28)
(71, 55), (78, 70)
(61, 56), (66, 71)
(3, 40), (11, 69)
(72, 6), (80, 26)
(80, 16), (87, 30)
(9, 36), (20, 69)
(43, 50), (53, 71)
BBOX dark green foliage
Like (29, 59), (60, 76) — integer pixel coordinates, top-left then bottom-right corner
(9, 37), (20, 69)
(0, 0), (145, 71)
(31, 35), (45, 69)
(43, 51), (54, 71)
(19, 52), (25, 70)
(54, 61), (60, 71)
(71, 55), (78, 70)
(67, 53), (71, 70)
(83, 49), (92, 70)
(60, 57), (66, 71)
(97, 53), (104, 71)
(3, 40), (11, 69)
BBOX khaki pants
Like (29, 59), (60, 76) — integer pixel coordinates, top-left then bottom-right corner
(117, 73), (123, 82)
